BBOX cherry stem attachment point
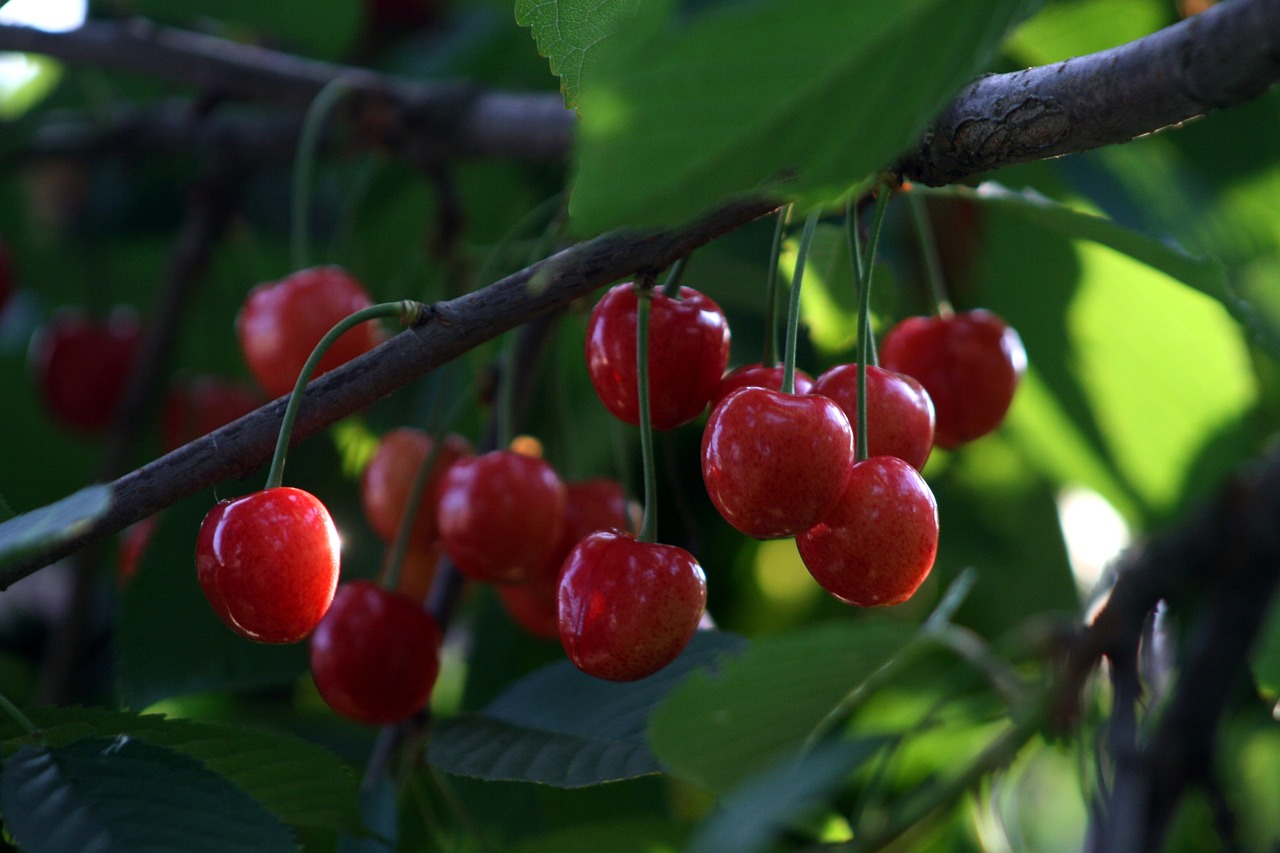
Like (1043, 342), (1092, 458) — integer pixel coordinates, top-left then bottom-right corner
(762, 205), (789, 368)
(908, 191), (955, 319)
(636, 284), (658, 544)
(855, 188), (893, 463)
(783, 209), (821, 396)
(266, 300), (421, 490)
(292, 76), (354, 272)
(660, 256), (688, 299)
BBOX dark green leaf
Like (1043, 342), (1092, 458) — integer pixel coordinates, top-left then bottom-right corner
(429, 630), (746, 787)
(508, 816), (687, 853)
(1, 736), (295, 853)
(0, 485), (111, 572)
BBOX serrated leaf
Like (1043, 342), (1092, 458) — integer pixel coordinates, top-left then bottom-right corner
(0, 484), (111, 572)
(648, 621), (914, 794)
(429, 630), (746, 787)
(1, 736), (295, 853)
(570, 0), (1036, 234)
(0, 706), (360, 833)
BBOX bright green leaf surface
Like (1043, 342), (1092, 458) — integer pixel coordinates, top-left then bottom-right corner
(429, 631), (746, 787)
(0, 485), (111, 572)
(1, 736), (295, 853)
(649, 621), (914, 794)
(570, 0), (1035, 233)
(1005, 0), (1167, 66)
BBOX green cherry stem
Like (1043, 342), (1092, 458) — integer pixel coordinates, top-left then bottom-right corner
(782, 209), (821, 396)
(908, 190), (955, 319)
(855, 188), (893, 463)
(265, 300), (424, 490)
(660, 255), (689, 299)
(291, 76), (355, 271)
(0, 690), (37, 736)
(636, 284), (658, 544)
(762, 205), (789, 368)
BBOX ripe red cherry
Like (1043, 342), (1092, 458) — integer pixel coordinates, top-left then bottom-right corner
(437, 449), (567, 585)
(811, 364), (936, 471)
(585, 283), (730, 430)
(236, 266), (383, 399)
(796, 456), (939, 607)
(498, 477), (638, 639)
(558, 530), (707, 682)
(195, 487), (340, 643)
(710, 363), (814, 410)
(29, 307), (142, 434)
(702, 387), (854, 539)
(361, 429), (472, 550)
(309, 580), (442, 725)
(162, 377), (262, 451)
(879, 309), (1026, 449)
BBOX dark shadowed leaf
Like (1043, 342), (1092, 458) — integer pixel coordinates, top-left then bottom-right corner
(0, 485), (110, 572)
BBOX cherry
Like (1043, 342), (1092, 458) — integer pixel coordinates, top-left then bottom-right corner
(497, 477), (638, 639)
(309, 580), (442, 725)
(879, 309), (1025, 449)
(585, 283), (730, 430)
(236, 266), (383, 399)
(195, 487), (340, 643)
(810, 364), (935, 471)
(702, 387), (854, 539)
(558, 530), (707, 682)
(397, 543), (442, 603)
(117, 516), (158, 586)
(796, 456), (938, 606)
(436, 449), (567, 585)
(710, 363), (813, 410)
(162, 377), (262, 451)
(361, 429), (472, 550)
(29, 306), (142, 434)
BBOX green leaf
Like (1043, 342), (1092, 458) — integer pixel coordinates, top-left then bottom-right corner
(428, 630), (746, 787)
(0, 485), (111, 572)
(0, 736), (295, 853)
(133, 0), (362, 60)
(1252, 597), (1280, 701)
(570, 0), (1036, 234)
(0, 706), (361, 833)
(649, 621), (914, 794)
(687, 739), (885, 853)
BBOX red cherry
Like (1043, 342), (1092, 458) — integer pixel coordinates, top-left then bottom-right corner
(558, 530), (707, 682)
(195, 487), (340, 643)
(437, 449), (567, 585)
(710, 363), (814, 410)
(796, 456), (939, 607)
(702, 387), (854, 539)
(811, 364), (936, 471)
(398, 543), (442, 603)
(585, 283), (731, 430)
(309, 580), (442, 725)
(162, 377), (263, 452)
(29, 307), (142, 434)
(361, 429), (473, 550)
(117, 515), (158, 586)
(236, 266), (384, 399)
(497, 477), (638, 639)
(879, 310), (1025, 449)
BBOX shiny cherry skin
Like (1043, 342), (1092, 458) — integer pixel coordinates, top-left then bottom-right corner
(195, 487), (340, 643)
(796, 456), (939, 607)
(811, 364), (936, 471)
(236, 266), (383, 399)
(558, 530), (707, 682)
(879, 309), (1026, 449)
(309, 580), (442, 725)
(29, 306), (142, 434)
(710, 363), (813, 410)
(162, 376), (262, 451)
(361, 429), (472, 550)
(437, 449), (567, 584)
(498, 477), (638, 639)
(702, 387), (854, 539)
(585, 283), (730, 430)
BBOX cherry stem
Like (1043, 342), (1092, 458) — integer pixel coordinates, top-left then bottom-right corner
(843, 200), (877, 369)
(636, 285), (658, 544)
(908, 191), (955, 319)
(291, 75), (353, 272)
(660, 255), (688, 299)
(762, 205), (789, 368)
(855, 188), (892, 464)
(782, 209), (821, 396)
(265, 300), (422, 490)
(0, 691), (36, 735)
